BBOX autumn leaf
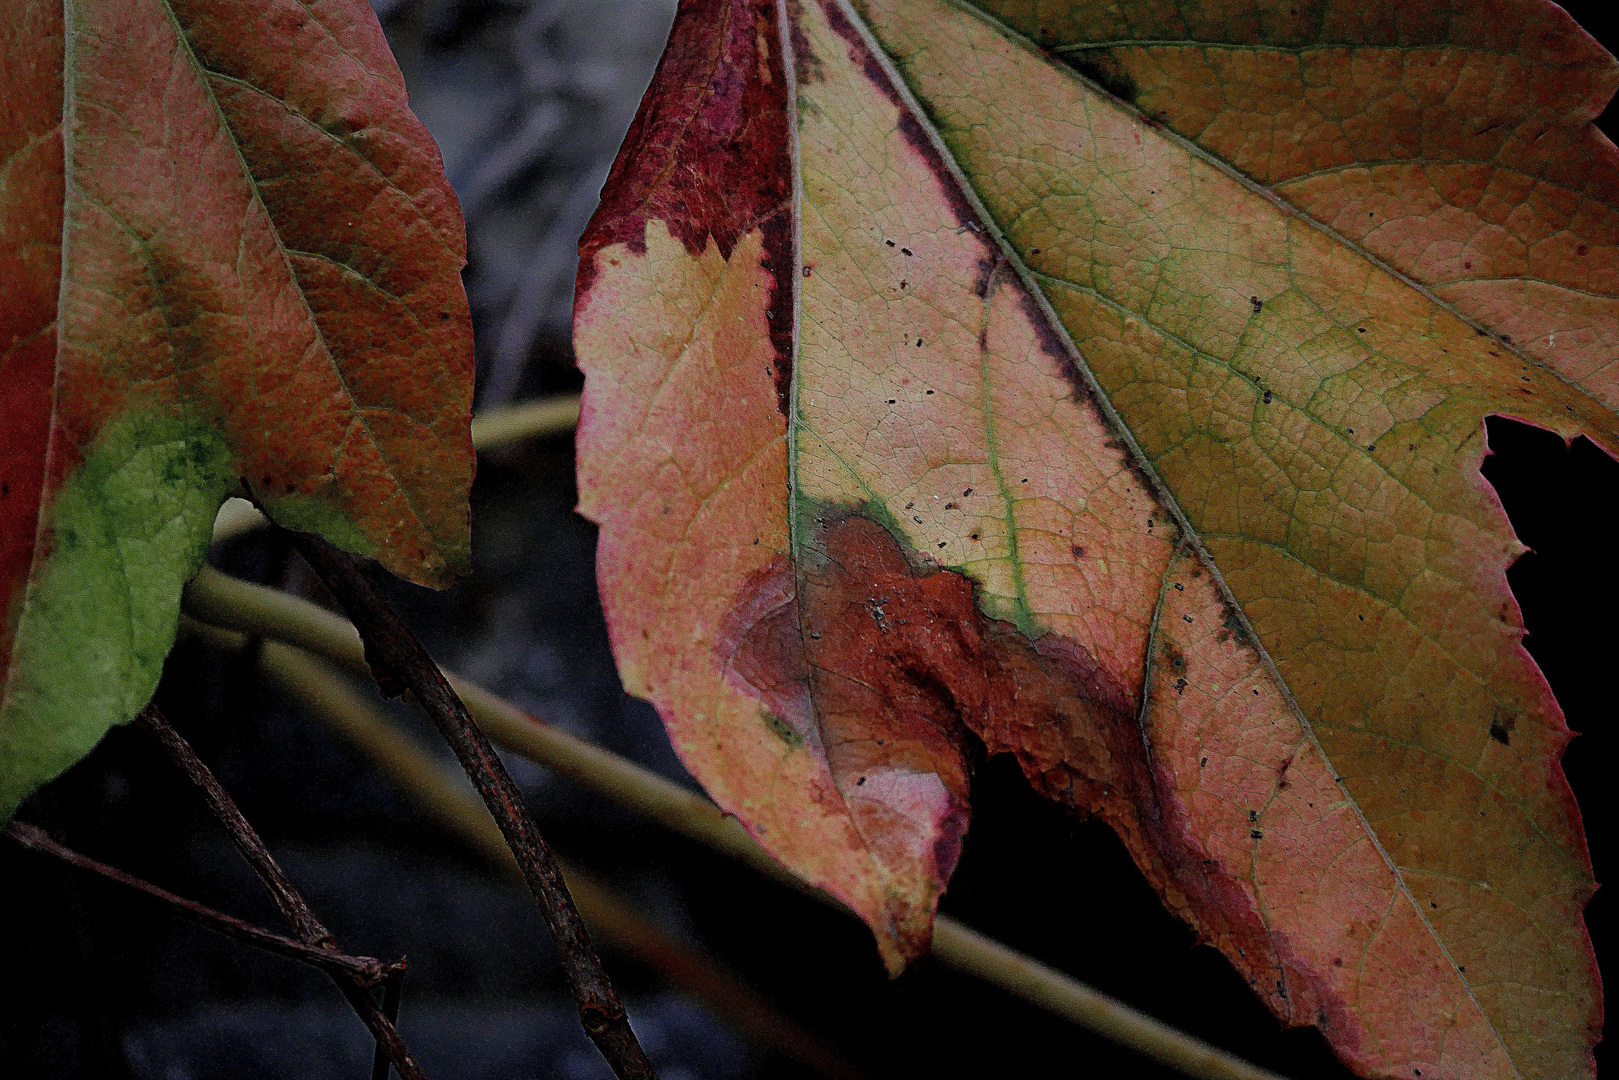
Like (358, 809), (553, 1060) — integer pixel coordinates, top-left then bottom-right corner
(0, 0), (474, 822)
(573, 0), (1616, 1075)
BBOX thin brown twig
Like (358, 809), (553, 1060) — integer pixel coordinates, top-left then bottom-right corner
(134, 705), (425, 1080)
(373, 966), (408, 1080)
(227, 628), (867, 1080)
(3, 821), (387, 987)
(288, 531), (657, 1080)
(134, 705), (334, 949)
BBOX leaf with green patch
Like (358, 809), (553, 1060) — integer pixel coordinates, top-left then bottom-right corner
(575, 0), (1616, 1075)
(0, 0), (474, 822)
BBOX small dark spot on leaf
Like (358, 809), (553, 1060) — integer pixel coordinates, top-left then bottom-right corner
(1248, 809), (1258, 823)
(1182, 614), (1194, 623)
(901, 248), (912, 256)
(1071, 545), (1084, 558)
(945, 501), (958, 510)
(1464, 260), (1473, 270)
(886, 399), (896, 404)
(762, 712), (804, 749)
(1489, 715), (1515, 746)
(857, 775), (866, 784)
(1250, 296), (1262, 313)
(938, 541), (947, 549)
(1173, 582), (1184, 591)
(916, 338), (924, 347)
(963, 488), (973, 496)
(1500, 334), (1512, 344)
(1576, 244), (1589, 257)
(1262, 389), (1273, 404)
(1357, 327), (1366, 333)
(926, 389), (934, 394)
(1030, 248), (1041, 255)
(970, 533), (979, 540)
(1250, 829), (1263, 840)
(1200, 757), (1208, 767)
(886, 240), (896, 247)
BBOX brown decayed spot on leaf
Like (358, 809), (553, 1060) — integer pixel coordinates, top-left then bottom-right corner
(724, 513), (1158, 961)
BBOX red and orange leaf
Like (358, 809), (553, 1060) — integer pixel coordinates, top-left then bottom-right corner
(575, 0), (1614, 1075)
(0, 0), (473, 821)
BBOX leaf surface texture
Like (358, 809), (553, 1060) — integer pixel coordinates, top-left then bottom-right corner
(0, 0), (474, 820)
(572, 0), (1614, 1075)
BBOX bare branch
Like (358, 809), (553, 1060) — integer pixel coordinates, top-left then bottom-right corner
(134, 706), (426, 1080)
(134, 706), (333, 948)
(4, 822), (387, 988)
(288, 532), (657, 1080)
(373, 966), (408, 1080)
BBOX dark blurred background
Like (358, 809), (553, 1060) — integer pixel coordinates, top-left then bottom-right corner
(3, 1), (1619, 1077)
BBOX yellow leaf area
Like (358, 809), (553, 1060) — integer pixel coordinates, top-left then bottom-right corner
(574, 0), (1610, 1073)
(854, 0), (1609, 1074)
(973, 0), (1619, 412)
(573, 225), (903, 947)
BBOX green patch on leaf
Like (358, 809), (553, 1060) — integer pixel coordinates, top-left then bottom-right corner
(0, 412), (236, 823)
(259, 491), (376, 560)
